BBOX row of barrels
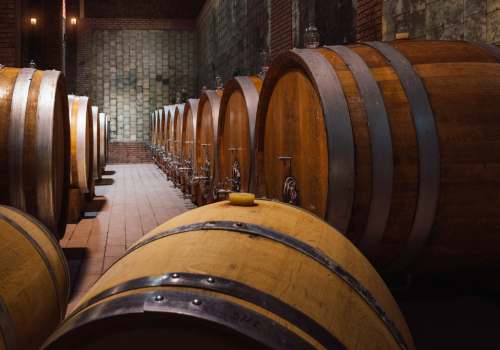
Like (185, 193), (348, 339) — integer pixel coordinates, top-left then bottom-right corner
(0, 196), (416, 350)
(67, 95), (109, 222)
(152, 40), (500, 278)
(0, 66), (110, 238)
(0, 67), (104, 349)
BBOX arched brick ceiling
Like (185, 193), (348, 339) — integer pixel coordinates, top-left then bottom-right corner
(85, 0), (206, 19)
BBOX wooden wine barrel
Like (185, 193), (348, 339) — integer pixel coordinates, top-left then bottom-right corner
(217, 77), (262, 197)
(195, 89), (222, 205)
(91, 106), (101, 180)
(165, 105), (176, 179)
(180, 99), (200, 195)
(255, 40), (500, 274)
(104, 114), (109, 163)
(0, 67), (70, 238)
(98, 112), (107, 174)
(68, 95), (94, 197)
(44, 197), (415, 350)
(158, 108), (166, 171)
(172, 104), (185, 186)
(0, 205), (70, 350)
(162, 105), (173, 156)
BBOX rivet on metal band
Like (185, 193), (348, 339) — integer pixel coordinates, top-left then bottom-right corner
(292, 49), (355, 234)
(0, 212), (64, 320)
(44, 290), (316, 350)
(114, 221), (408, 350)
(0, 295), (16, 350)
(68, 272), (344, 350)
(364, 41), (440, 273)
(326, 45), (394, 253)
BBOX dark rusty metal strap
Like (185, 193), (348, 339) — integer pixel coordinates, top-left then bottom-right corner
(0, 211), (64, 321)
(4, 206), (71, 310)
(116, 221), (408, 350)
(472, 42), (500, 62)
(292, 49), (355, 234)
(9, 68), (35, 212)
(68, 272), (343, 349)
(0, 295), (16, 350)
(235, 76), (260, 193)
(364, 42), (440, 273)
(44, 290), (316, 350)
(325, 45), (394, 253)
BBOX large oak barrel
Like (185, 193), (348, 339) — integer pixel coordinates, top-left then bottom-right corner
(158, 108), (166, 171)
(195, 89), (222, 205)
(151, 110), (159, 164)
(43, 197), (414, 350)
(0, 67), (70, 238)
(172, 104), (185, 186)
(91, 106), (101, 180)
(217, 77), (262, 197)
(180, 99), (200, 195)
(98, 112), (107, 173)
(68, 95), (94, 197)
(255, 40), (500, 274)
(0, 205), (70, 350)
(164, 105), (176, 179)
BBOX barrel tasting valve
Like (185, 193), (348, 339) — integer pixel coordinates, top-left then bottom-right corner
(279, 156), (299, 205)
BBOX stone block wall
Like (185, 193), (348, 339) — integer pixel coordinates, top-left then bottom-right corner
(77, 19), (197, 142)
(197, 0), (270, 89)
(383, 0), (500, 43)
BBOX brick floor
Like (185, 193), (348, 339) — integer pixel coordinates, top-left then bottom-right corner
(61, 164), (196, 312)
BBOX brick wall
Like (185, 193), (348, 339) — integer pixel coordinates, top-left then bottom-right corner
(107, 142), (152, 163)
(76, 18), (197, 142)
(383, 0), (500, 43)
(0, 0), (19, 67)
(196, 0), (270, 89)
(357, 0), (383, 41)
(271, 0), (293, 59)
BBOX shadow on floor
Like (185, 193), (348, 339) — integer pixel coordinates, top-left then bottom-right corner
(95, 178), (114, 186)
(62, 248), (88, 298)
(84, 197), (107, 212)
(103, 170), (116, 176)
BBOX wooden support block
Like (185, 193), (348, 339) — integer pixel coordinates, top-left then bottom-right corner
(67, 187), (83, 224)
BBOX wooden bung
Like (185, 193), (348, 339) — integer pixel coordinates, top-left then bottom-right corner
(0, 66), (70, 238)
(43, 200), (415, 350)
(254, 40), (500, 274)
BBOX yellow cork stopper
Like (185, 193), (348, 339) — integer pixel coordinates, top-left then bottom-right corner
(228, 192), (256, 206)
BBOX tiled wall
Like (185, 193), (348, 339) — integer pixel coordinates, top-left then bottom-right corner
(77, 20), (196, 142)
(383, 0), (500, 42)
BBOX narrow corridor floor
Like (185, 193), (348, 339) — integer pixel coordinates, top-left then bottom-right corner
(60, 163), (196, 312)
